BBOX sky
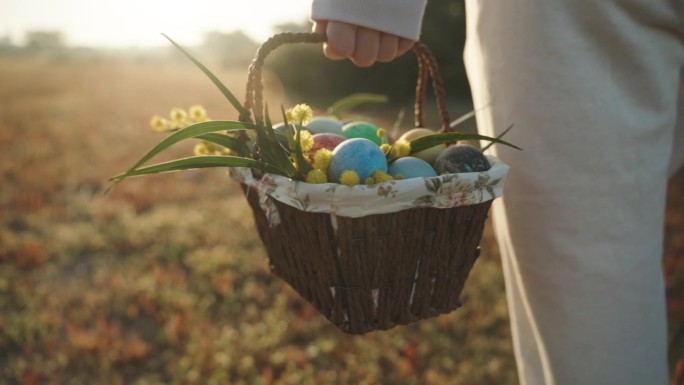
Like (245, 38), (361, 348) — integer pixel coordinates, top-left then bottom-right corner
(0, 0), (313, 47)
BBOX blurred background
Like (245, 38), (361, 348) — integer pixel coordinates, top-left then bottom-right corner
(1, 1), (682, 384)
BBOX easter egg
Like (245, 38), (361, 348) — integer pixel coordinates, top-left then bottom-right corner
(398, 128), (446, 164)
(305, 116), (343, 135)
(329, 138), (388, 183)
(388, 156), (438, 179)
(341, 121), (386, 145)
(311, 133), (346, 153)
(434, 144), (490, 174)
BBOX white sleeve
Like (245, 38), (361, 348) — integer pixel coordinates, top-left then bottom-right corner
(311, 0), (427, 41)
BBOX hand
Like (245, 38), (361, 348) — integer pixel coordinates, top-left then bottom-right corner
(313, 20), (415, 67)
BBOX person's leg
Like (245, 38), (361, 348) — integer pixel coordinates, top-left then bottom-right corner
(463, 1), (684, 384)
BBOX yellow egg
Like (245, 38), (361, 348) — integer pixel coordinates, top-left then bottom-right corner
(398, 128), (446, 164)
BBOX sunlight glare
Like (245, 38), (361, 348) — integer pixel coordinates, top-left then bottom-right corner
(0, 0), (313, 47)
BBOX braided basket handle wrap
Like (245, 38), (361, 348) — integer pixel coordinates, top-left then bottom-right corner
(243, 32), (452, 133)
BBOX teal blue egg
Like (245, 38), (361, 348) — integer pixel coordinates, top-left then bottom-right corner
(305, 116), (343, 135)
(341, 121), (386, 145)
(329, 138), (388, 183)
(388, 156), (438, 179)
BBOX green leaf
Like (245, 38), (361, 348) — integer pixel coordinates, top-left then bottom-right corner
(409, 132), (522, 154)
(326, 93), (388, 119)
(111, 155), (287, 181)
(252, 105), (298, 178)
(162, 34), (250, 120)
(279, 105), (311, 178)
(482, 124), (515, 152)
(128, 120), (255, 172)
(196, 133), (250, 156)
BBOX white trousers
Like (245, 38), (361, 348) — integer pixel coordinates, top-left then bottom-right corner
(464, 1), (684, 384)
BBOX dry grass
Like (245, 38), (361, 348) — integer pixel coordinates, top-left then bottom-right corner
(0, 51), (682, 385)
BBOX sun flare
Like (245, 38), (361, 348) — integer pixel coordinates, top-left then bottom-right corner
(0, 0), (312, 47)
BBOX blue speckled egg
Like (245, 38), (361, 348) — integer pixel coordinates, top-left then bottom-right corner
(341, 121), (386, 145)
(388, 156), (438, 179)
(329, 138), (388, 183)
(305, 116), (343, 135)
(434, 144), (490, 174)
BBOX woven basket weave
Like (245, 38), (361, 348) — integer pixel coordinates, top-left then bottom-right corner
(239, 33), (496, 334)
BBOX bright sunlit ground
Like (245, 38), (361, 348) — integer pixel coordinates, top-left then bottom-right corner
(0, 0), (312, 47)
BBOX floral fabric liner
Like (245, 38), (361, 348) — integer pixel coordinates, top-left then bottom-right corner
(230, 156), (509, 227)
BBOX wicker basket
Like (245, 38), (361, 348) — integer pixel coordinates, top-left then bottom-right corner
(238, 33), (502, 334)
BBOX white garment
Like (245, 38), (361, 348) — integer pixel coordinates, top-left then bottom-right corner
(310, 0), (684, 383)
(310, 0), (427, 40)
(464, 1), (683, 384)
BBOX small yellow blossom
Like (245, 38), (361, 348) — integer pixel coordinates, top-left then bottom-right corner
(394, 174), (405, 180)
(170, 108), (187, 122)
(189, 105), (208, 122)
(376, 128), (386, 138)
(194, 142), (210, 156)
(372, 170), (393, 183)
(365, 177), (375, 185)
(305, 169), (328, 184)
(339, 170), (360, 186)
(285, 104), (313, 125)
(299, 129), (314, 152)
(380, 143), (399, 159)
(194, 140), (229, 156)
(394, 140), (411, 158)
(312, 149), (332, 172)
(150, 115), (169, 132)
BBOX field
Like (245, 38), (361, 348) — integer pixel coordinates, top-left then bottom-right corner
(0, 51), (682, 385)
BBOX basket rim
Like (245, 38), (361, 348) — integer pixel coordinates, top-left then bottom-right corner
(231, 155), (508, 223)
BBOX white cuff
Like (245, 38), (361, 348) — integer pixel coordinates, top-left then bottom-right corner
(311, 0), (427, 41)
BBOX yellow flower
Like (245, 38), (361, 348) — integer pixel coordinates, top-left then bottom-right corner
(305, 169), (328, 184)
(339, 170), (360, 186)
(194, 140), (229, 156)
(364, 177), (375, 185)
(394, 174), (405, 180)
(394, 140), (411, 158)
(150, 115), (169, 132)
(189, 105), (208, 122)
(380, 143), (398, 159)
(376, 128), (386, 138)
(312, 149), (332, 172)
(170, 107), (187, 122)
(285, 104), (313, 125)
(372, 170), (393, 183)
(299, 129), (314, 152)
(193, 142), (210, 156)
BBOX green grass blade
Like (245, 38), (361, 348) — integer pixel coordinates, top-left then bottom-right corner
(292, 126), (312, 178)
(481, 124), (515, 152)
(278, 105), (309, 179)
(111, 155), (287, 181)
(162, 34), (250, 120)
(196, 133), (250, 156)
(409, 132), (522, 154)
(326, 93), (388, 119)
(128, 120), (255, 172)
(449, 110), (476, 129)
(252, 106), (298, 178)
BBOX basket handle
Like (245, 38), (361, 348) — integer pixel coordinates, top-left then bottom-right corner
(242, 32), (452, 133)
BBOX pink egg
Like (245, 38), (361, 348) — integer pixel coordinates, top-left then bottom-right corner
(310, 133), (346, 153)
